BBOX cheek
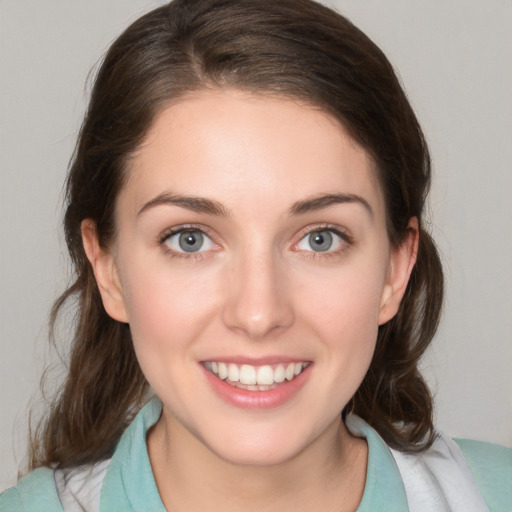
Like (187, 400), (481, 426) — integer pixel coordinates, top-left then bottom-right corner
(293, 259), (386, 377)
(297, 263), (386, 332)
(119, 267), (217, 400)
(118, 259), (221, 362)
(321, 279), (380, 367)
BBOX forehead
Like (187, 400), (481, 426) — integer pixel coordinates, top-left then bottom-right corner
(121, 89), (385, 221)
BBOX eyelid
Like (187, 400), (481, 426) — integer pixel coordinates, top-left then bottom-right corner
(158, 224), (220, 257)
(292, 224), (353, 253)
(156, 223), (352, 259)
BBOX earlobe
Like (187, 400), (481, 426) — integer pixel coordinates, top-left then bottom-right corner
(378, 218), (419, 325)
(81, 219), (129, 323)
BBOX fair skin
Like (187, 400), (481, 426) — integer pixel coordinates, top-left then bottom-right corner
(82, 89), (418, 512)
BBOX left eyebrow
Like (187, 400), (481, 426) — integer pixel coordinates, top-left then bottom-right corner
(288, 193), (373, 218)
(137, 192), (229, 217)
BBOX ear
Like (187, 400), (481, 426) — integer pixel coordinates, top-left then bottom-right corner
(378, 217), (419, 325)
(81, 219), (129, 323)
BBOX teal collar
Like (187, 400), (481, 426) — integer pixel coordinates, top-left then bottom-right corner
(100, 399), (166, 511)
(100, 399), (409, 511)
(346, 415), (409, 511)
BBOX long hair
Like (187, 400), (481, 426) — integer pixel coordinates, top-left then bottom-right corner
(30, 0), (443, 469)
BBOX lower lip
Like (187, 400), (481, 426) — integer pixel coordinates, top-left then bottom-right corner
(202, 364), (312, 409)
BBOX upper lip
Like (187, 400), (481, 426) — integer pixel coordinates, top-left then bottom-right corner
(201, 356), (311, 365)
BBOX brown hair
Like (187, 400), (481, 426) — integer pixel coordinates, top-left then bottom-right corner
(30, 0), (443, 470)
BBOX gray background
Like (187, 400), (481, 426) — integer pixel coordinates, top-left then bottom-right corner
(1, 0), (511, 490)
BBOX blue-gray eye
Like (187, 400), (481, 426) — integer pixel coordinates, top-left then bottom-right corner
(296, 229), (344, 253)
(308, 231), (332, 252)
(179, 231), (204, 252)
(164, 229), (214, 253)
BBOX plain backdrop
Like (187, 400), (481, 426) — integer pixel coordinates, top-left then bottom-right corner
(1, 0), (511, 491)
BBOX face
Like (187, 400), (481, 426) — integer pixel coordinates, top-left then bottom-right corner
(84, 89), (416, 466)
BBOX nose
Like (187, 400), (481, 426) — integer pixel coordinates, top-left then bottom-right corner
(221, 248), (294, 340)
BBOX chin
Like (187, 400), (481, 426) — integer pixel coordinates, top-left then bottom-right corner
(197, 419), (321, 467)
(211, 439), (303, 467)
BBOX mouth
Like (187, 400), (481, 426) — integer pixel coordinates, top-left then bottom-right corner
(203, 361), (311, 391)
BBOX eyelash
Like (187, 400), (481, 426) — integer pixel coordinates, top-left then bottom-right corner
(293, 224), (354, 260)
(157, 223), (353, 261)
(158, 224), (218, 261)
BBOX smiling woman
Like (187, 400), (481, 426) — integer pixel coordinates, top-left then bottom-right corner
(1, 1), (510, 511)
(84, 91), (406, 474)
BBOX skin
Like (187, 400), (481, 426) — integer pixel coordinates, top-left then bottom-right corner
(83, 89), (418, 512)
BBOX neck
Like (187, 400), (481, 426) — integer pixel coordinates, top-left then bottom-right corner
(147, 411), (368, 512)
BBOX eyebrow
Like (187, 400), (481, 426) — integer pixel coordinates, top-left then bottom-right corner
(137, 191), (372, 219)
(288, 193), (373, 217)
(137, 192), (229, 217)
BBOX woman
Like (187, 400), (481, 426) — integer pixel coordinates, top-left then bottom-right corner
(1, 0), (510, 510)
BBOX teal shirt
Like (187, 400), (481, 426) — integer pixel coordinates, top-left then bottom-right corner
(1, 400), (511, 511)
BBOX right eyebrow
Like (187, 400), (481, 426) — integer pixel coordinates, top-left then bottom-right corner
(137, 192), (230, 217)
(288, 193), (373, 218)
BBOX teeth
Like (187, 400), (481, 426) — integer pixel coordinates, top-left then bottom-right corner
(239, 365), (256, 385)
(218, 362), (228, 380)
(205, 361), (309, 388)
(227, 363), (239, 382)
(256, 365), (274, 385)
(274, 365), (285, 383)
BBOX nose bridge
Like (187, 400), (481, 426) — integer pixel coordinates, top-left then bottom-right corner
(222, 242), (294, 339)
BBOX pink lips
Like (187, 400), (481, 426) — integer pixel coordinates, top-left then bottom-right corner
(201, 361), (312, 409)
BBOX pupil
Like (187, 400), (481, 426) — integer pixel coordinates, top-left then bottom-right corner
(179, 231), (203, 252)
(309, 231), (332, 252)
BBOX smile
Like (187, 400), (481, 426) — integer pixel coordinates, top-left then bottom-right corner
(204, 361), (310, 391)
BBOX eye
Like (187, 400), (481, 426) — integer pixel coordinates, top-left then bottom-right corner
(296, 229), (346, 253)
(162, 229), (215, 254)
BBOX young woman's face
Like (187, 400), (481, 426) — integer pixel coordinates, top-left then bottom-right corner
(90, 89), (415, 465)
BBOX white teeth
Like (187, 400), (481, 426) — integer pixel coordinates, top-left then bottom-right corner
(228, 363), (240, 382)
(256, 365), (274, 385)
(218, 362), (228, 380)
(205, 360), (309, 388)
(239, 364), (257, 385)
(274, 364), (286, 383)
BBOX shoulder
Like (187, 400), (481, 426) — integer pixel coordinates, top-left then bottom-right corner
(55, 459), (110, 512)
(0, 400), (160, 512)
(389, 431), (511, 511)
(0, 460), (110, 512)
(455, 438), (512, 511)
(0, 467), (64, 512)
